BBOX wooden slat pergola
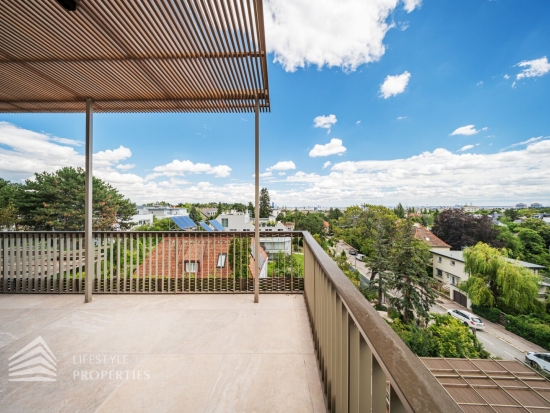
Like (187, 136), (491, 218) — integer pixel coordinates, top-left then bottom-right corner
(0, 0), (270, 302)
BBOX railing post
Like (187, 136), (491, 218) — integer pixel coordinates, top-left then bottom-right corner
(254, 94), (260, 303)
(390, 385), (407, 413)
(84, 98), (94, 303)
(372, 356), (386, 413)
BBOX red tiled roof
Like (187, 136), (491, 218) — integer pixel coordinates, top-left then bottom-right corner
(412, 225), (451, 248)
(138, 236), (232, 278)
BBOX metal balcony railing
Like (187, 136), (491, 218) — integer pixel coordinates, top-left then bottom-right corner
(302, 232), (463, 413)
(0, 231), (303, 293)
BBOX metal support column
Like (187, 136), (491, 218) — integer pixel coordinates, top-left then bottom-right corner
(254, 95), (260, 303)
(84, 98), (94, 303)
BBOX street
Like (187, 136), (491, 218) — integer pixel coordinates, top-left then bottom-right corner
(334, 240), (530, 361)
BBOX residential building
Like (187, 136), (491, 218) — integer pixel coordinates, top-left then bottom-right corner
(412, 224), (450, 250)
(137, 205), (188, 218)
(516, 203), (527, 209)
(215, 211), (291, 257)
(130, 212), (154, 227)
(201, 208), (218, 218)
(431, 249), (546, 308)
(531, 203), (543, 209)
(462, 205), (478, 213)
(283, 222), (295, 230)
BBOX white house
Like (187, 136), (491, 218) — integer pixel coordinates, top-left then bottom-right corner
(129, 213), (154, 228)
(136, 205), (188, 218)
(462, 205), (478, 213)
(431, 249), (547, 308)
(215, 211), (292, 257)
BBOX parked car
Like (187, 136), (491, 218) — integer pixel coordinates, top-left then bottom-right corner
(526, 352), (550, 372)
(356, 254), (366, 261)
(348, 249), (357, 255)
(447, 309), (485, 330)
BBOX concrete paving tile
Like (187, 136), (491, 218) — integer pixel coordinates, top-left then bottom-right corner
(205, 353), (314, 413)
(150, 309), (241, 354)
(0, 308), (75, 350)
(95, 354), (225, 413)
(0, 352), (147, 413)
(229, 309), (302, 354)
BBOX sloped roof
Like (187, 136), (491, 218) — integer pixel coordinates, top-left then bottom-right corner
(413, 224), (451, 248)
(0, 0), (269, 113)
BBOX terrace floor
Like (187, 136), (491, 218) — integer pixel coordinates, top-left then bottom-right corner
(0, 293), (326, 413)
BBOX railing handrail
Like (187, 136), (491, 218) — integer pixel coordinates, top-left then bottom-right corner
(0, 230), (303, 236)
(302, 231), (462, 413)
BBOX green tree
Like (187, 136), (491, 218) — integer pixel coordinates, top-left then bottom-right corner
(518, 228), (550, 269)
(497, 227), (524, 259)
(460, 242), (541, 312)
(504, 208), (519, 221)
(521, 218), (550, 249)
(259, 188), (272, 218)
(0, 202), (18, 229)
(276, 212), (285, 221)
(391, 314), (490, 358)
(189, 206), (201, 223)
(16, 167), (136, 230)
(228, 237), (251, 278)
(388, 219), (437, 325)
(395, 202), (405, 219)
(361, 205), (398, 306)
(327, 207), (343, 221)
(247, 201), (255, 218)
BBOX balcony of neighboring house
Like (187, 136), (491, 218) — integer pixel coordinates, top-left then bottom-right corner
(1, 230), (466, 412)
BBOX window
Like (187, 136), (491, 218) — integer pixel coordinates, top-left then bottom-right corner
(451, 260), (455, 266)
(217, 253), (227, 268)
(436, 269), (443, 277)
(185, 261), (198, 273)
(222, 218), (228, 228)
(438, 257), (442, 263)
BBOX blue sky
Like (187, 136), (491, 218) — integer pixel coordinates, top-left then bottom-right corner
(1, 0), (549, 207)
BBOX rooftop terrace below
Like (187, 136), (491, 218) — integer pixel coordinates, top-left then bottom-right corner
(0, 294), (325, 413)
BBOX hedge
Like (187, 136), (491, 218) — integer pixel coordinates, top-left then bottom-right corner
(505, 315), (550, 351)
(471, 305), (501, 324)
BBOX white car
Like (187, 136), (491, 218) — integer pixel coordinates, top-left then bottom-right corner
(526, 352), (550, 372)
(447, 309), (485, 330)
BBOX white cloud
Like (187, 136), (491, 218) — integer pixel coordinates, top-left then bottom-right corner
(380, 71), (411, 98)
(281, 138), (550, 205)
(515, 56), (550, 81)
(459, 145), (474, 152)
(476, 81), (483, 87)
(94, 146), (132, 167)
(309, 138), (347, 157)
(313, 114), (337, 133)
(267, 161), (297, 171)
(500, 136), (545, 151)
(450, 125), (487, 136)
(278, 172), (286, 176)
(149, 160), (231, 178)
(323, 161), (332, 169)
(402, 0), (422, 13)
(116, 164), (136, 171)
(49, 136), (83, 146)
(397, 116), (407, 120)
(504, 74), (510, 80)
(356, 120), (361, 125)
(264, 0), (408, 72)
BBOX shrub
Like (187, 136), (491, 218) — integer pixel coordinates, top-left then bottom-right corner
(505, 315), (550, 350)
(471, 305), (501, 323)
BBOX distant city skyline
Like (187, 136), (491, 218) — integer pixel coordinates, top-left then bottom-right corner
(1, 0), (549, 206)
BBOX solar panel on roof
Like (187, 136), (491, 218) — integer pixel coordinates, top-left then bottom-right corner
(170, 215), (196, 229)
(199, 222), (213, 232)
(209, 220), (225, 231)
